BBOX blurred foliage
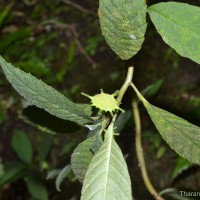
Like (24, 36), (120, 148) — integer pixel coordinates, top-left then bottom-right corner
(164, 48), (181, 69)
(85, 35), (103, 56)
(0, 129), (51, 199)
(11, 130), (33, 165)
(0, 4), (13, 28)
(143, 130), (167, 159)
(0, 158), (4, 178)
(172, 156), (194, 180)
(0, 103), (7, 123)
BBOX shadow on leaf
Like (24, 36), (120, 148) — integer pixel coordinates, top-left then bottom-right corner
(19, 106), (82, 134)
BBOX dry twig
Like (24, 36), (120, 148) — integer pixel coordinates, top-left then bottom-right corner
(22, 0), (38, 6)
(71, 25), (97, 68)
(61, 0), (97, 17)
(38, 20), (97, 68)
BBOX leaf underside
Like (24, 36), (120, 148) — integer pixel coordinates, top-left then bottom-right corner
(144, 102), (200, 164)
(71, 136), (99, 183)
(81, 125), (132, 200)
(99, 0), (147, 60)
(148, 2), (200, 64)
(0, 56), (92, 126)
(20, 106), (81, 134)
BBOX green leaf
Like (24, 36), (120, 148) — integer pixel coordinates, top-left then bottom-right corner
(0, 162), (27, 186)
(99, 0), (147, 60)
(71, 120), (104, 183)
(156, 146), (166, 159)
(0, 102), (7, 123)
(38, 134), (53, 161)
(141, 99), (200, 164)
(46, 169), (61, 180)
(81, 124), (132, 200)
(91, 134), (103, 154)
(55, 164), (71, 191)
(26, 173), (48, 200)
(0, 56), (93, 126)
(0, 4), (12, 27)
(141, 78), (165, 99)
(11, 130), (33, 165)
(132, 83), (200, 164)
(172, 156), (194, 180)
(60, 141), (77, 156)
(87, 119), (103, 137)
(148, 2), (200, 64)
(71, 136), (101, 183)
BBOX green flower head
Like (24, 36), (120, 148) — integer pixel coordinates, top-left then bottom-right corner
(81, 89), (124, 116)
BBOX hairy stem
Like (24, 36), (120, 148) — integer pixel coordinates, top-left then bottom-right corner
(132, 100), (165, 200)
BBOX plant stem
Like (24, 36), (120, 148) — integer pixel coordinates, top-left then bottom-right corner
(103, 66), (134, 136)
(132, 100), (165, 200)
(110, 66), (134, 126)
(117, 66), (134, 104)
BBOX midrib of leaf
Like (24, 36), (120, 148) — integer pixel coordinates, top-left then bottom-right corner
(83, 126), (113, 199)
(149, 8), (199, 39)
(148, 7), (199, 42)
(103, 127), (112, 200)
(149, 8), (181, 26)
